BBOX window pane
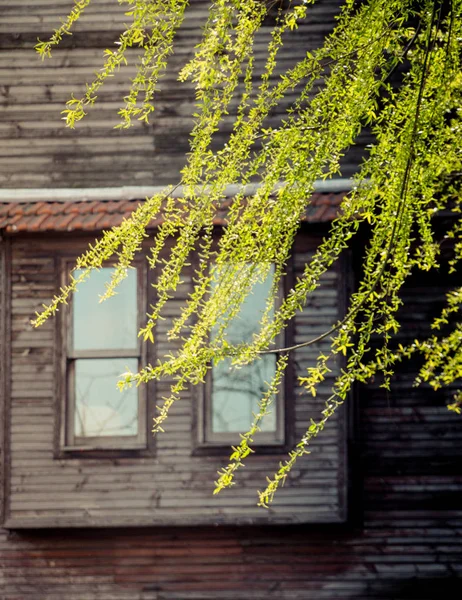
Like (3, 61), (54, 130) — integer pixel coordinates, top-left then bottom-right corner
(212, 355), (277, 433)
(211, 265), (277, 433)
(73, 268), (138, 351)
(74, 358), (138, 438)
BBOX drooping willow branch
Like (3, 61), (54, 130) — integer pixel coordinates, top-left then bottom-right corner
(33, 0), (462, 504)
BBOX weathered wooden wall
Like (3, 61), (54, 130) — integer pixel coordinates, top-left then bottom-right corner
(0, 1), (461, 597)
(2, 231), (346, 528)
(1, 519), (461, 600)
(0, 0), (367, 188)
(0, 227), (461, 598)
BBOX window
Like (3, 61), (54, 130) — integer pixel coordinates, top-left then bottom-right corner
(61, 264), (146, 450)
(200, 264), (285, 447)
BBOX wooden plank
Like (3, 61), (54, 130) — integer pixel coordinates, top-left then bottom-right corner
(0, 0), (366, 188)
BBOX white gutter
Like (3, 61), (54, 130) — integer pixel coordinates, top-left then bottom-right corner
(0, 179), (358, 203)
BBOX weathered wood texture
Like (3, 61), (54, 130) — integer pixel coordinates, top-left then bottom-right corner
(0, 0), (370, 188)
(0, 234), (9, 526)
(0, 228), (460, 597)
(1, 519), (462, 600)
(3, 232), (346, 528)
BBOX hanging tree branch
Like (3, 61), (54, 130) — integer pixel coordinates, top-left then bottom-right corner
(33, 0), (462, 504)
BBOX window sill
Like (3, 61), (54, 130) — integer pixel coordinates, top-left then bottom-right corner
(3, 511), (346, 530)
(56, 443), (153, 459)
(192, 439), (290, 457)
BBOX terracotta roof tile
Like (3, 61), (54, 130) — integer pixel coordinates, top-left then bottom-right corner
(8, 204), (24, 216)
(81, 201), (101, 214)
(23, 203), (42, 215)
(120, 200), (142, 212)
(35, 203), (55, 215)
(63, 202), (82, 214)
(0, 193), (345, 234)
(15, 215), (42, 232)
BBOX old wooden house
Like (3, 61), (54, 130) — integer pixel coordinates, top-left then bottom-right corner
(0, 1), (461, 598)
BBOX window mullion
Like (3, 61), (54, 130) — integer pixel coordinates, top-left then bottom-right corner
(69, 349), (140, 359)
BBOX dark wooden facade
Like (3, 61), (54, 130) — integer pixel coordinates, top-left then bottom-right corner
(1, 232), (346, 529)
(0, 223), (461, 598)
(0, 0), (367, 189)
(1, 1), (461, 598)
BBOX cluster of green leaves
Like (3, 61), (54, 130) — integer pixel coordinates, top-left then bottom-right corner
(37, 1), (189, 128)
(34, 0), (461, 505)
(35, 0), (92, 59)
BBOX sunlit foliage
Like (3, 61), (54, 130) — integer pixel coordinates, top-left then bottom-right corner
(34, 0), (462, 505)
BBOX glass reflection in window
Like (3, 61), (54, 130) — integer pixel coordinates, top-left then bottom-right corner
(211, 265), (277, 434)
(74, 358), (138, 438)
(69, 266), (141, 444)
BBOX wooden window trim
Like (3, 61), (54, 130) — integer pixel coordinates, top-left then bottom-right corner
(0, 235), (11, 527)
(57, 258), (149, 454)
(193, 259), (294, 455)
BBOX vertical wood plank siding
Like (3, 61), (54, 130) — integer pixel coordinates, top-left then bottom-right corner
(0, 0), (369, 188)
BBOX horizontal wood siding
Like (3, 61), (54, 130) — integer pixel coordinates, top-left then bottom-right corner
(0, 515), (460, 598)
(4, 232), (346, 527)
(0, 0), (369, 188)
(0, 230), (461, 597)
